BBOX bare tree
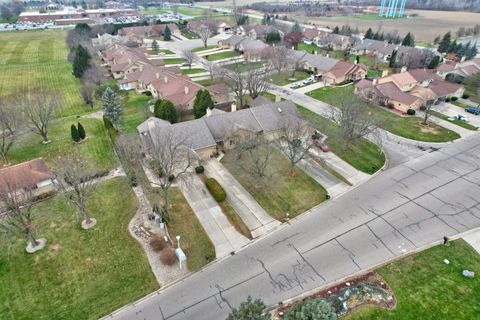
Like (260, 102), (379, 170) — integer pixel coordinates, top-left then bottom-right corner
(55, 155), (98, 230)
(330, 95), (379, 150)
(18, 88), (59, 144)
(245, 66), (270, 100)
(218, 67), (248, 108)
(199, 25), (212, 49)
(233, 132), (273, 180)
(269, 45), (290, 74)
(180, 49), (198, 71)
(80, 84), (95, 109)
(81, 63), (104, 85)
(276, 115), (313, 173)
(204, 60), (219, 81)
(144, 129), (196, 219)
(422, 100), (436, 125)
(0, 182), (46, 253)
(0, 98), (22, 165)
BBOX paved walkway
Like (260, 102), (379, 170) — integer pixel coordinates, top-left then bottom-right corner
(178, 174), (249, 258)
(204, 159), (280, 238)
(463, 229), (480, 254)
(426, 113), (475, 138)
(292, 81), (325, 94)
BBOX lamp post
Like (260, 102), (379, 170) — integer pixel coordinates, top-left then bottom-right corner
(176, 235), (181, 249)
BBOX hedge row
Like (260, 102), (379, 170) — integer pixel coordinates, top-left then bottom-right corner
(205, 178), (227, 202)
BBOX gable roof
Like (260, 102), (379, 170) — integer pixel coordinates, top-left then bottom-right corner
(0, 159), (53, 194)
(300, 52), (339, 72)
(376, 82), (420, 105)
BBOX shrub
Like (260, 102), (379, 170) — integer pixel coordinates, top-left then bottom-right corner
(462, 93), (470, 99)
(205, 178), (226, 201)
(168, 174), (175, 182)
(450, 96), (458, 101)
(406, 108), (416, 115)
(419, 105), (427, 111)
(129, 174), (138, 187)
(195, 166), (205, 174)
(149, 236), (167, 252)
(387, 103), (394, 109)
(160, 248), (177, 265)
(77, 122), (86, 140)
(103, 115), (114, 130)
(71, 124), (81, 142)
(284, 299), (337, 320)
(143, 90), (152, 96)
(445, 97), (451, 102)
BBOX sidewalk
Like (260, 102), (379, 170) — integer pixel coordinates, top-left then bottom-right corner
(463, 229), (480, 254)
(204, 159), (280, 238)
(178, 174), (249, 258)
(291, 81), (325, 94)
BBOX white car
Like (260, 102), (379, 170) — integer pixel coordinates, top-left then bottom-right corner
(303, 78), (314, 85)
(290, 82), (301, 89)
(454, 114), (469, 122)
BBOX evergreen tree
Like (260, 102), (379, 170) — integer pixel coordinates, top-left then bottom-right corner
(389, 50), (397, 68)
(466, 44), (478, 60)
(373, 31), (380, 40)
(284, 299), (337, 320)
(356, 55), (360, 64)
(154, 99), (179, 123)
(447, 39), (458, 53)
(402, 32), (415, 47)
(71, 124), (81, 142)
(77, 122), (86, 140)
(151, 39), (159, 54)
(193, 90), (214, 119)
(428, 55), (441, 69)
(364, 28), (374, 39)
(332, 26), (339, 34)
(164, 26), (171, 41)
(72, 45), (91, 78)
(291, 21), (302, 33)
(266, 31), (281, 44)
(101, 87), (122, 130)
(226, 296), (270, 320)
(438, 32), (452, 53)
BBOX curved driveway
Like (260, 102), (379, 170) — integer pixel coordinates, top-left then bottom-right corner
(104, 132), (480, 320)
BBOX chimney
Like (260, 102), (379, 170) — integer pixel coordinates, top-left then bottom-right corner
(231, 102), (237, 112)
(372, 78), (378, 86)
(184, 86), (189, 95)
(164, 76), (168, 83)
(156, 72), (160, 79)
(400, 66), (407, 73)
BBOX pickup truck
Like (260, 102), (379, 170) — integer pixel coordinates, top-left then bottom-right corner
(466, 107), (480, 115)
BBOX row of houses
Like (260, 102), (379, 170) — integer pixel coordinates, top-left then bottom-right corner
(436, 58), (480, 81)
(117, 24), (180, 44)
(186, 19), (233, 35)
(18, 8), (138, 23)
(355, 68), (463, 112)
(303, 28), (352, 51)
(100, 42), (229, 113)
(138, 98), (310, 159)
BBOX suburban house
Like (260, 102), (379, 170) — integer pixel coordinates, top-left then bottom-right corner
(137, 99), (311, 159)
(316, 33), (352, 51)
(118, 23), (180, 44)
(0, 158), (56, 201)
(187, 19), (232, 34)
(118, 65), (181, 91)
(102, 44), (152, 79)
(237, 23), (281, 40)
(92, 33), (130, 48)
(217, 35), (247, 50)
(355, 68), (464, 112)
(303, 28), (320, 44)
(217, 35), (269, 61)
(436, 58), (480, 81)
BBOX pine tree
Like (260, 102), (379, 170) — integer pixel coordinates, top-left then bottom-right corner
(71, 124), (81, 142)
(101, 87), (122, 130)
(402, 32), (415, 47)
(447, 39), (458, 53)
(333, 26), (339, 34)
(77, 122), (86, 140)
(291, 21), (302, 33)
(364, 28), (374, 39)
(438, 32), (452, 53)
(193, 90), (214, 119)
(151, 39), (159, 54)
(389, 50), (397, 68)
(72, 45), (91, 78)
(466, 45), (478, 60)
(428, 56), (441, 69)
(226, 296), (270, 320)
(373, 31), (380, 40)
(266, 31), (281, 44)
(356, 55), (360, 64)
(154, 99), (179, 123)
(164, 26), (171, 41)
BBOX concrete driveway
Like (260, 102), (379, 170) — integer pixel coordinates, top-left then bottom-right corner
(178, 174), (249, 258)
(204, 159), (280, 238)
(435, 102), (480, 127)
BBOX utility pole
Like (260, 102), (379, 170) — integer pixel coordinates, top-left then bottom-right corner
(232, 0), (238, 26)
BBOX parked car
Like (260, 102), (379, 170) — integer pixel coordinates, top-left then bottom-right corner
(466, 107), (480, 115)
(290, 82), (301, 89)
(303, 77), (314, 85)
(313, 139), (330, 152)
(453, 114), (469, 122)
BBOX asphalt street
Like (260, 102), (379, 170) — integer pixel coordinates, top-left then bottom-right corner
(104, 130), (480, 320)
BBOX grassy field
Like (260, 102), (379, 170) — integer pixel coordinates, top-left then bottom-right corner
(139, 7), (171, 15)
(205, 50), (241, 61)
(221, 148), (327, 220)
(8, 117), (117, 174)
(0, 30), (86, 118)
(345, 240), (480, 320)
(307, 86), (461, 142)
(176, 6), (212, 17)
(120, 95), (151, 133)
(298, 106), (385, 174)
(269, 71), (310, 86)
(0, 178), (159, 320)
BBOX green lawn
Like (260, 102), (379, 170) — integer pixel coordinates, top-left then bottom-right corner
(269, 71), (310, 86)
(0, 178), (159, 320)
(139, 7), (171, 15)
(195, 79), (217, 87)
(176, 6), (211, 17)
(430, 110), (478, 131)
(192, 45), (217, 52)
(223, 61), (264, 73)
(120, 95), (151, 133)
(345, 240), (480, 320)
(0, 30), (87, 118)
(181, 29), (199, 39)
(162, 58), (184, 65)
(261, 92), (277, 102)
(307, 86), (461, 142)
(298, 106), (385, 174)
(8, 117), (117, 174)
(205, 50), (241, 61)
(297, 42), (318, 53)
(181, 68), (206, 75)
(221, 147), (327, 220)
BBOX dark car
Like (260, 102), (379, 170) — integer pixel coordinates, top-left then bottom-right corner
(466, 107), (480, 115)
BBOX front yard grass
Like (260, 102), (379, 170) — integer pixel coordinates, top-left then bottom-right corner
(181, 29), (199, 39)
(344, 240), (480, 320)
(269, 71), (310, 86)
(120, 94), (151, 133)
(162, 58), (184, 65)
(223, 61), (264, 73)
(8, 117), (117, 174)
(0, 178), (159, 320)
(192, 44), (216, 52)
(221, 148), (327, 220)
(298, 106), (385, 174)
(205, 50), (241, 61)
(307, 86), (461, 142)
(181, 68), (206, 75)
(430, 110), (478, 131)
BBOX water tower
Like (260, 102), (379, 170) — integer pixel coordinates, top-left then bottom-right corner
(379, 0), (407, 18)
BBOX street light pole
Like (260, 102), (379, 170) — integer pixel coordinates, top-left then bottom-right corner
(176, 235), (181, 249)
